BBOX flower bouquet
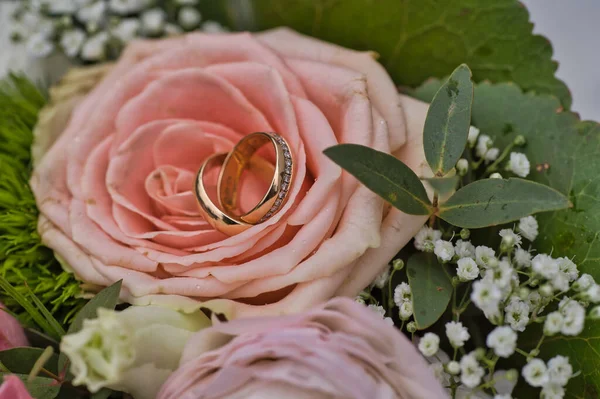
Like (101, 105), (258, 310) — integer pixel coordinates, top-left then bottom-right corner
(0, 1), (598, 398)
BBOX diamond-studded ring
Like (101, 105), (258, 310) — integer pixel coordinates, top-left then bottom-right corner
(194, 132), (294, 236)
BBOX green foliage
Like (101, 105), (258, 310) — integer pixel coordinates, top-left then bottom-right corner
(0, 75), (85, 328)
(406, 252), (452, 329)
(424, 64), (473, 176)
(438, 178), (571, 228)
(4, 374), (60, 399)
(324, 144), (432, 215)
(225, 0), (571, 108)
(422, 176), (459, 196)
(0, 347), (59, 375)
(414, 80), (600, 398)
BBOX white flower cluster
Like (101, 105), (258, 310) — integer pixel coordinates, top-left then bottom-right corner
(467, 126), (531, 178)
(10, 0), (228, 62)
(409, 215), (597, 398)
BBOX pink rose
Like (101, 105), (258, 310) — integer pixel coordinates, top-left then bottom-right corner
(31, 28), (429, 318)
(157, 297), (447, 399)
(0, 303), (28, 350)
(0, 376), (33, 399)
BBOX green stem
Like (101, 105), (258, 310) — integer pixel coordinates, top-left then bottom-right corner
(387, 268), (399, 310)
(484, 142), (515, 175)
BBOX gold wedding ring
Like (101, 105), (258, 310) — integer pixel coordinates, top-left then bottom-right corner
(194, 132), (294, 235)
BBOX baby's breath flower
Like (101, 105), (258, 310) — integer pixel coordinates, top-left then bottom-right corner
(504, 300), (530, 332)
(445, 321), (470, 348)
(485, 259), (514, 289)
(414, 226), (441, 252)
(507, 152), (530, 178)
(434, 239), (454, 262)
(398, 301), (413, 320)
(499, 229), (522, 249)
(372, 267), (390, 289)
(484, 148), (500, 163)
(522, 358), (549, 387)
(26, 33), (55, 58)
(456, 158), (469, 176)
(476, 134), (493, 158)
(178, 7), (202, 29)
(551, 273), (570, 293)
(393, 282), (411, 307)
(547, 355), (573, 387)
(418, 333), (440, 357)
(532, 254), (559, 279)
(589, 306), (600, 319)
(518, 216), (539, 241)
(467, 126), (480, 147)
(60, 29), (86, 57)
(471, 279), (502, 315)
(475, 245), (497, 269)
(584, 284), (600, 303)
(460, 353), (485, 388)
(455, 239), (475, 259)
(81, 32), (109, 61)
(559, 297), (585, 336)
(367, 304), (386, 318)
(514, 248), (532, 268)
(354, 296), (365, 305)
(557, 257), (578, 281)
(77, 1), (107, 24)
(165, 23), (183, 36)
(544, 311), (564, 336)
(486, 326), (517, 358)
(108, 0), (149, 15)
(573, 273), (595, 291)
(456, 257), (479, 281)
(141, 8), (166, 35)
(446, 361), (460, 375)
(541, 384), (565, 399)
(112, 18), (140, 43)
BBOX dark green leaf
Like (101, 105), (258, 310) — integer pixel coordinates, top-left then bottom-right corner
(414, 80), (600, 397)
(59, 280), (122, 373)
(422, 175), (459, 196)
(324, 144), (432, 215)
(424, 64), (473, 175)
(228, 0), (571, 108)
(438, 178), (570, 228)
(66, 280), (122, 335)
(0, 348), (59, 374)
(406, 252), (452, 329)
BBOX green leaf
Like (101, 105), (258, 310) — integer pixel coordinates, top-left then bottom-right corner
(0, 348), (59, 375)
(324, 144), (432, 215)
(406, 252), (452, 329)
(228, 0), (571, 108)
(91, 388), (114, 399)
(59, 280), (122, 373)
(0, 276), (59, 340)
(25, 285), (66, 338)
(438, 178), (571, 228)
(414, 80), (600, 397)
(66, 280), (122, 335)
(424, 64), (473, 175)
(422, 175), (459, 196)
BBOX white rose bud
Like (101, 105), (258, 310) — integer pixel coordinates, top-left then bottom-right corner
(60, 305), (210, 399)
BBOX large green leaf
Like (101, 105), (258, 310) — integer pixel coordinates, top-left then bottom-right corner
(406, 252), (452, 329)
(226, 0), (571, 108)
(0, 348), (59, 375)
(424, 64), (473, 175)
(414, 81), (600, 398)
(324, 144), (432, 215)
(438, 178), (570, 228)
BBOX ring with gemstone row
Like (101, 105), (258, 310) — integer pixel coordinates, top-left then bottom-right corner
(194, 132), (294, 235)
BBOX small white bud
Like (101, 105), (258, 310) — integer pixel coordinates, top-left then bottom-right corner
(456, 158), (469, 176)
(490, 172), (503, 179)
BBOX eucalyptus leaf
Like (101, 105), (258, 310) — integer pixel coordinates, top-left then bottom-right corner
(226, 0), (571, 107)
(324, 144), (432, 215)
(91, 388), (114, 399)
(422, 175), (459, 196)
(406, 252), (452, 330)
(424, 64), (473, 175)
(0, 348), (59, 374)
(438, 178), (570, 228)
(414, 80), (600, 396)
